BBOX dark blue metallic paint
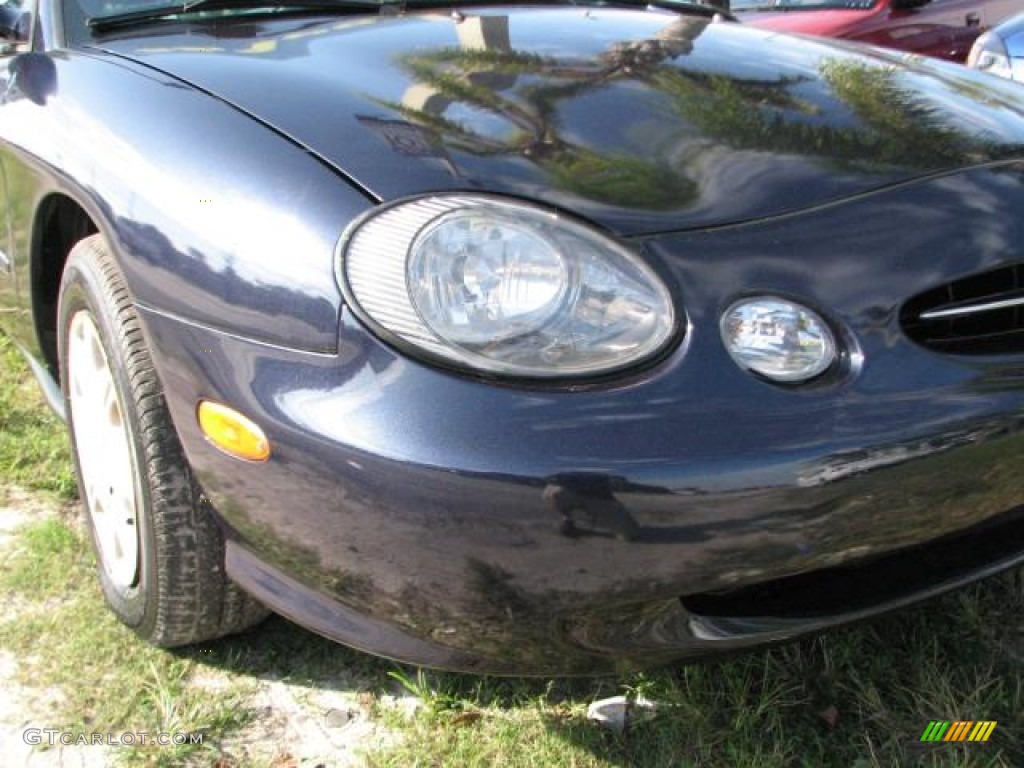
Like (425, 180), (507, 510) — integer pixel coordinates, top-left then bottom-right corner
(137, 162), (1024, 673)
(0, 46), (368, 359)
(2, 0), (1024, 673)
(97, 12), (1024, 236)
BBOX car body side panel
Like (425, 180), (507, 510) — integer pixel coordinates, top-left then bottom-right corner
(0, 55), (32, 355)
(0, 48), (371, 360)
(0, 112), (83, 361)
(743, 0), (1015, 62)
(859, 1), (963, 60)
(0, 158), (12, 275)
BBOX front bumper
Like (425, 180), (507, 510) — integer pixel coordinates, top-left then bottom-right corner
(138, 163), (1024, 674)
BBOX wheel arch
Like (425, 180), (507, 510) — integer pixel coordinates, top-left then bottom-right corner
(30, 191), (99, 380)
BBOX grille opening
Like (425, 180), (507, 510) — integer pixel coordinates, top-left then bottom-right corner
(901, 263), (1024, 355)
(681, 505), (1024, 621)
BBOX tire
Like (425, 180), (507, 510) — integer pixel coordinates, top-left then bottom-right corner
(57, 233), (268, 646)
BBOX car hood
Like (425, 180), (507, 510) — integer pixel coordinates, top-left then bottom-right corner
(98, 8), (1024, 236)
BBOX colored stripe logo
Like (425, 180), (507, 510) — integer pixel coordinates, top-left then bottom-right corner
(920, 721), (997, 742)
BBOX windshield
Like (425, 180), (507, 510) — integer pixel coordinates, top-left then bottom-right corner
(732, 0), (877, 9)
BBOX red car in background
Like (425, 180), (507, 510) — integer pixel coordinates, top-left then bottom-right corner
(734, 0), (1022, 63)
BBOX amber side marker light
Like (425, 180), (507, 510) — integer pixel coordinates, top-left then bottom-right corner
(197, 401), (271, 462)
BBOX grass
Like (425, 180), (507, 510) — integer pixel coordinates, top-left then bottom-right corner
(367, 597), (1024, 766)
(1, 332), (1024, 766)
(0, 516), (256, 766)
(0, 572), (253, 765)
(0, 335), (76, 498)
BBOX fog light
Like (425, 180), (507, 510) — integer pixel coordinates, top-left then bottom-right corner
(721, 298), (836, 382)
(197, 401), (270, 462)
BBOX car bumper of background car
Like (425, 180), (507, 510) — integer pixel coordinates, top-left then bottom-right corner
(135, 163), (1024, 674)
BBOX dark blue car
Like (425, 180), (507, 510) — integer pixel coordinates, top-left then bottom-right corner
(2, 0), (1024, 674)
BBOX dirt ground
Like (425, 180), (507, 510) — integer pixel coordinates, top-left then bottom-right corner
(0, 490), (407, 767)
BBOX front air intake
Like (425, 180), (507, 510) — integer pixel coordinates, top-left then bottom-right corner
(901, 264), (1024, 355)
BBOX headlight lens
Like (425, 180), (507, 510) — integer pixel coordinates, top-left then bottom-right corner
(342, 196), (675, 378)
(967, 32), (1014, 80)
(408, 210), (570, 346)
(721, 298), (836, 382)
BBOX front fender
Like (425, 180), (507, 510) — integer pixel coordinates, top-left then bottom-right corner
(0, 48), (373, 354)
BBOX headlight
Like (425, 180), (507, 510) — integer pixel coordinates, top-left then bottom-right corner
(967, 31), (1014, 80)
(341, 196), (676, 378)
(721, 298), (836, 382)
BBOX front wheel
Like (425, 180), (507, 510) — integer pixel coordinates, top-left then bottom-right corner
(58, 233), (267, 646)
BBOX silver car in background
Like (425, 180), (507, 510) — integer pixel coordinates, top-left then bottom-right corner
(968, 12), (1024, 81)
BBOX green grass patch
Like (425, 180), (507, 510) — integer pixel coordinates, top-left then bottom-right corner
(0, 516), (255, 766)
(1, 516), (89, 594)
(364, 580), (1024, 767)
(0, 334), (75, 498)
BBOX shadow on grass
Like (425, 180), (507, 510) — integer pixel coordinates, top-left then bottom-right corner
(174, 610), (606, 704)
(173, 570), (1024, 767)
